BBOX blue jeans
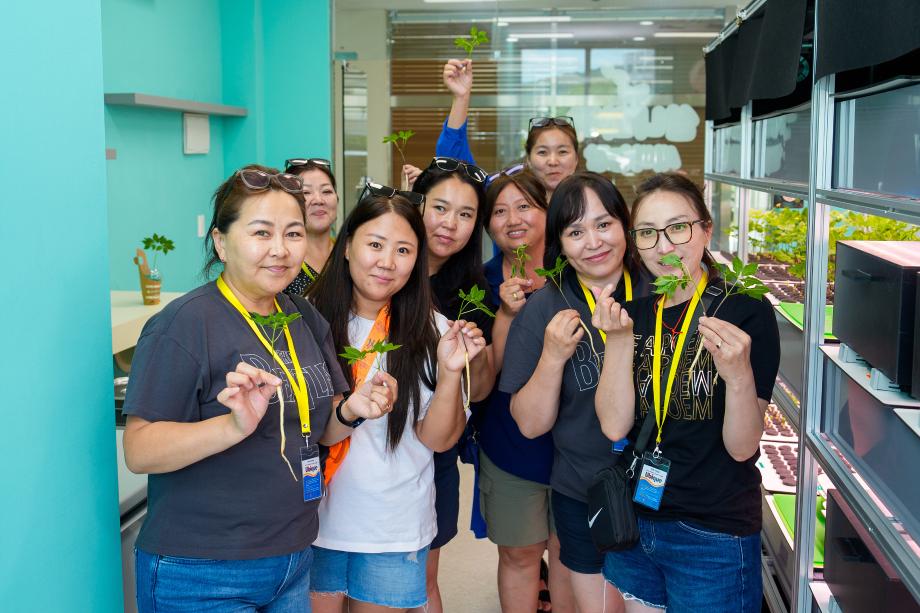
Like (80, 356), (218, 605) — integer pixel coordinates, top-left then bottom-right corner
(603, 517), (761, 612)
(310, 545), (429, 608)
(135, 547), (313, 613)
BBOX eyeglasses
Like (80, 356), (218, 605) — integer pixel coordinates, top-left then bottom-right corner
(237, 169), (303, 194)
(528, 116), (575, 131)
(485, 163), (525, 188)
(361, 181), (426, 208)
(630, 220), (709, 250)
(426, 157), (488, 184)
(284, 158), (332, 173)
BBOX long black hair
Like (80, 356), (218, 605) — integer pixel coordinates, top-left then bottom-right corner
(544, 171), (636, 275)
(413, 164), (488, 300)
(307, 194), (439, 451)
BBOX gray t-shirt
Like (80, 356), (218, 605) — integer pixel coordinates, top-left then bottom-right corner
(500, 269), (632, 503)
(123, 282), (349, 559)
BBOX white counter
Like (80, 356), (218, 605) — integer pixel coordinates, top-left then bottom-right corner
(111, 290), (185, 354)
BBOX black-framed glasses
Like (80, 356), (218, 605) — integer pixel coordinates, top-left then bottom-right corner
(237, 169), (303, 194)
(426, 157), (488, 184)
(485, 163), (525, 188)
(361, 181), (426, 208)
(630, 220), (709, 250)
(528, 116), (575, 131)
(284, 158), (332, 172)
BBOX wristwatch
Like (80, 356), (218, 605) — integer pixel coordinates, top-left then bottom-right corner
(335, 394), (365, 428)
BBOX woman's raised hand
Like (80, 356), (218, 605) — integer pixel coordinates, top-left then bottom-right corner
(218, 362), (283, 438)
(498, 276), (533, 316)
(403, 164), (423, 190)
(590, 284), (633, 339)
(438, 319), (487, 373)
(443, 59), (473, 98)
(543, 309), (585, 363)
(698, 316), (754, 386)
(347, 371), (399, 421)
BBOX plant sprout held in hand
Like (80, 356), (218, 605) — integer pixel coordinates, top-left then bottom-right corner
(382, 130), (416, 190)
(454, 26), (489, 58)
(249, 311), (303, 481)
(535, 256), (601, 364)
(510, 243), (530, 279)
(339, 341), (402, 375)
(456, 284), (496, 409)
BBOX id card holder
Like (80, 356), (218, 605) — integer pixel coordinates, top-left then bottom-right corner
(301, 444), (324, 503)
(632, 451), (671, 510)
(612, 437), (629, 454)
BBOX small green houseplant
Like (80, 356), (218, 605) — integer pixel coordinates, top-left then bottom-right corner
(250, 311), (303, 481)
(134, 233), (175, 305)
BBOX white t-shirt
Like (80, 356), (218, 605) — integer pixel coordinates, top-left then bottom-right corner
(315, 311), (455, 553)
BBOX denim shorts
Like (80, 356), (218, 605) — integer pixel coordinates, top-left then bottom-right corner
(551, 489), (605, 574)
(603, 517), (762, 612)
(310, 545), (429, 608)
(135, 546), (313, 613)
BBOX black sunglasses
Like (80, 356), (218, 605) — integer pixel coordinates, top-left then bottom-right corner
(485, 163), (525, 188)
(426, 157), (488, 184)
(237, 169), (303, 194)
(284, 158), (332, 172)
(361, 181), (426, 208)
(528, 116), (575, 131)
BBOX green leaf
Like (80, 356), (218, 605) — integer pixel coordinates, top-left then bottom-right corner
(659, 253), (683, 268)
(338, 345), (368, 365)
(370, 340), (402, 354)
(741, 262), (757, 276)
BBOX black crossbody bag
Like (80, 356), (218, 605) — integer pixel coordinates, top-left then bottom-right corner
(586, 283), (723, 552)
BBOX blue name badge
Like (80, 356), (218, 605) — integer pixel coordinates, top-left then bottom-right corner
(633, 451), (671, 511)
(301, 444), (324, 503)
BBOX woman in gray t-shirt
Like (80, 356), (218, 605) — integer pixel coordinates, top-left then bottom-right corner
(122, 165), (396, 612)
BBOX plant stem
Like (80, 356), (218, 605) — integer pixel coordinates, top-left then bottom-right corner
(551, 276), (600, 365)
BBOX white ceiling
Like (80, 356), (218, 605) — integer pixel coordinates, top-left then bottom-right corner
(337, 0), (748, 12)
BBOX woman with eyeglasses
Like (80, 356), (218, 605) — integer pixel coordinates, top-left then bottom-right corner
(501, 172), (651, 613)
(306, 190), (486, 613)
(282, 158), (338, 296)
(435, 58), (580, 203)
(407, 156), (495, 613)
(593, 173), (779, 613)
(122, 165), (396, 612)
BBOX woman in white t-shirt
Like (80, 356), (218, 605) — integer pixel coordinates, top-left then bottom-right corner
(307, 185), (486, 612)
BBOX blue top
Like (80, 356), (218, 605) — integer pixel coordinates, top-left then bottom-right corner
(472, 255), (554, 485)
(435, 118), (475, 164)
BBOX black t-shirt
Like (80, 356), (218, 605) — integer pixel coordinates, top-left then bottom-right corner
(123, 282), (350, 559)
(500, 267), (638, 502)
(623, 288), (780, 535)
(283, 263), (319, 297)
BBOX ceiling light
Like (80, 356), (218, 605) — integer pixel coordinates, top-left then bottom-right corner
(639, 20), (654, 26)
(633, 36), (646, 42)
(507, 37), (519, 43)
(493, 16), (572, 23)
(653, 32), (718, 38)
(510, 32), (574, 40)
(497, 21), (509, 26)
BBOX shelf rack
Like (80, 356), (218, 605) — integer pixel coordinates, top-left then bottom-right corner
(104, 93), (247, 117)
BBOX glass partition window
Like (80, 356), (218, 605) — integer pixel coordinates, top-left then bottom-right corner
(708, 180), (740, 255)
(754, 109), (811, 184)
(833, 82), (920, 199)
(713, 124), (743, 175)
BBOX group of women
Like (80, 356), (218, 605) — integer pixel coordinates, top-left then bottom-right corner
(122, 57), (779, 613)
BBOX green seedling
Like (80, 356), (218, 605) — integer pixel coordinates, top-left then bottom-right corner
(454, 26), (489, 58)
(510, 244), (530, 279)
(383, 129), (416, 189)
(141, 233), (175, 273)
(251, 311), (303, 481)
(456, 284), (496, 410)
(652, 253), (694, 299)
(535, 256), (601, 364)
(339, 340), (402, 373)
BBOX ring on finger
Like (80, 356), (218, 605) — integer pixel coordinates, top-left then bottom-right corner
(513, 291), (520, 300)
(716, 340), (723, 349)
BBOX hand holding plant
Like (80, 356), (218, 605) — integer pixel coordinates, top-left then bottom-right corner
(510, 244), (530, 279)
(454, 26), (489, 58)
(217, 362), (282, 439)
(455, 284), (495, 408)
(249, 311), (303, 481)
(536, 256), (601, 364)
(443, 58), (473, 98)
(383, 130), (416, 189)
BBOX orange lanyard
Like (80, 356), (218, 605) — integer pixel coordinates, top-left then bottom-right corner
(353, 306), (391, 386)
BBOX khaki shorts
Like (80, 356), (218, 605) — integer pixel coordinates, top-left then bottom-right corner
(479, 449), (554, 547)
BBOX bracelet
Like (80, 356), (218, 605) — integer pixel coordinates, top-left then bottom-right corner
(335, 394), (365, 428)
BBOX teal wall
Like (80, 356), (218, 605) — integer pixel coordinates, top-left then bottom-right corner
(105, 0), (333, 292)
(0, 1), (123, 611)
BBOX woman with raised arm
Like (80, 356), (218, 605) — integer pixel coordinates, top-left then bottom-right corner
(593, 173), (780, 613)
(122, 165), (395, 613)
(307, 186), (486, 613)
(501, 171), (650, 613)
(282, 157), (338, 296)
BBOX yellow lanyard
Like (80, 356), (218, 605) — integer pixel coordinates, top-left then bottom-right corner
(579, 269), (632, 343)
(216, 275), (311, 436)
(301, 262), (316, 281)
(652, 271), (708, 448)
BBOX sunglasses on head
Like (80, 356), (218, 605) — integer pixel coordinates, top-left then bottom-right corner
(426, 157), (488, 184)
(485, 163), (525, 188)
(528, 116), (575, 131)
(237, 169), (303, 194)
(362, 181), (426, 208)
(284, 158), (332, 173)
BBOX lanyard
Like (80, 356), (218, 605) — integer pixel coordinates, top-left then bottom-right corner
(579, 269), (632, 343)
(353, 306), (391, 386)
(301, 262), (316, 281)
(652, 271), (708, 448)
(216, 275), (311, 436)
